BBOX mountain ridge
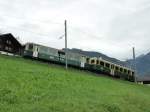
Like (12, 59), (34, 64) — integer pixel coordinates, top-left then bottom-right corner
(63, 48), (128, 66)
(64, 48), (150, 76)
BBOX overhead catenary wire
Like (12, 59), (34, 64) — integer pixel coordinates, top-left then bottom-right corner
(0, 15), (133, 61)
(68, 25), (103, 40)
(0, 23), (65, 41)
(0, 14), (64, 26)
(0, 14), (104, 40)
(0, 14), (104, 42)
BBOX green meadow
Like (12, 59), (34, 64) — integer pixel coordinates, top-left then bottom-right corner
(0, 54), (150, 112)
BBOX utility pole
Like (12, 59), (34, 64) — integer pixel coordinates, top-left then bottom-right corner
(133, 47), (137, 83)
(65, 20), (68, 69)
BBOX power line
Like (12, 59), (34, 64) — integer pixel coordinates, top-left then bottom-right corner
(0, 14), (104, 41)
(0, 24), (64, 39)
(0, 14), (63, 26)
(0, 21), (105, 45)
(68, 25), (103, 39)
(0, 16), (134, 57)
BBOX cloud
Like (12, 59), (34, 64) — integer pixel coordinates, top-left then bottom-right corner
(0, 0), (150, 60)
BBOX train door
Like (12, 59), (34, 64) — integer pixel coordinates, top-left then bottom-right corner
(33, 46), (38, 58)
(110, 65), (115, 76)
(111, 69), (115, 76)
(81, 56), (86, 68)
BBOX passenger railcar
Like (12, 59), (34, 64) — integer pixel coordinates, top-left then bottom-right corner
(23, 42), (135, 82)
(24, 43), (87, 68)
(87, 57), (135, 81)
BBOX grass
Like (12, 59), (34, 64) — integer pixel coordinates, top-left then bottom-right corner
(0, 54), (150, 112)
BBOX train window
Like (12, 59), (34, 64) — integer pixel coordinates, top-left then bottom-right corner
(106, 63), (110, 68)
(115, 66), (119, 70)
(28, 44), (33, 50)
(120, 68), (123, 72)
(86, 58), (90, 63)
(124, 69), (127, 73)
(100, 61), (104, 66)
(91, 60), (95, 64)
(132, 72), (134, 75)
(58, 50), (65, 55)
(128, 70), (130, 74)
(42, 47), (48, 53)
(37, 48), (39, 52)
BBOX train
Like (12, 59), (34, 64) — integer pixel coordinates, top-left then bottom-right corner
(23, 42), (135, 82)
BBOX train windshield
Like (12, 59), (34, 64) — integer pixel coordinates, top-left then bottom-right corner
(28, 44), (33, 51)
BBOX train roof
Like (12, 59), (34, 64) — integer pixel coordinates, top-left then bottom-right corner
(90, 57), (134, 71)
(25, 42), (59, 50)
(25, 42), (88, 57)
(25, 42), (133, 71)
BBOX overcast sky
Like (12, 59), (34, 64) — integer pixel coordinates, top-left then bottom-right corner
(0, 0), (150, 60)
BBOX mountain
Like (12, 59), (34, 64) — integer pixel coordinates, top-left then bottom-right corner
(65, 48), (150, 76)
(126, 52), (150, 75)
(63, 48), (128, 66)
(63, 48), (150, 76)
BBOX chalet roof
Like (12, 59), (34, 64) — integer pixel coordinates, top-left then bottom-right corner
(0, 33), (22, 47)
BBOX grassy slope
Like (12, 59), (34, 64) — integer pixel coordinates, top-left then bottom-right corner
(0, 55), (150, 112)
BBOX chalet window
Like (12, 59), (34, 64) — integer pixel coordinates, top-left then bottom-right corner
(8, 47), (12, 51)
(0, 41), (1, 45)
(8, 41), (11, 44)
(6, 40), (12, 45)
(6, 40), (9, 44)
(5, 46), (8, 50)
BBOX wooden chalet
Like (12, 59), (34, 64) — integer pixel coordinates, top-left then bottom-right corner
(0, 33), (23, 55)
